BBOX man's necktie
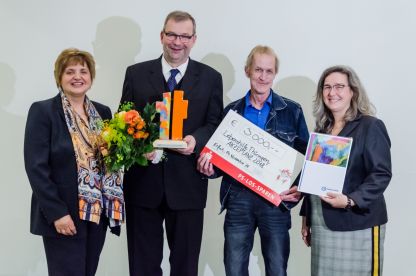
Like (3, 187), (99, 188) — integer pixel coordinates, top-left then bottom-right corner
(167, 68), (180, 92)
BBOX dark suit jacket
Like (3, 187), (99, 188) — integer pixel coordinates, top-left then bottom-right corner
(24, 94), (112, 237)
(301, 115), (392, 231)
(120, 57), (223, 210)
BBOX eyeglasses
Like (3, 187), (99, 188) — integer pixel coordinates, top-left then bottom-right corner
(323, 84), (349, 93)
(163, 32), (194, 43)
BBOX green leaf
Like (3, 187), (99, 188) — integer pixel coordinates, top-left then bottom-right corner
(136, 155), (148, 166)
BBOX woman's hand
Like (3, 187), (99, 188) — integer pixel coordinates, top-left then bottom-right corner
(320, 192), (354, 208)
(301, 216), (311, 247)
(54, 215), (77, 236)
(197, 152), (215, 177)
(280, 186), (301, 202)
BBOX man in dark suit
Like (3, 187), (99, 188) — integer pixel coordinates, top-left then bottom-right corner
(120, 11), (223, 276)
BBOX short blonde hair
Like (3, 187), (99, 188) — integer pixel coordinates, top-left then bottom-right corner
(54, 48), (96, 89)
(245, 45), (279, 74)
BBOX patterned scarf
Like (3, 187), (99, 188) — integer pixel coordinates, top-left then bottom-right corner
(61, 91), (125, 226)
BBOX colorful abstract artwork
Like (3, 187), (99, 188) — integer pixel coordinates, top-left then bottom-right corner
(305, 133), (352, 167)
(155, 91), (188, 140)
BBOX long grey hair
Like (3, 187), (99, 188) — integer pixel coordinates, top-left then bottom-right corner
(314, 65), (375, 133)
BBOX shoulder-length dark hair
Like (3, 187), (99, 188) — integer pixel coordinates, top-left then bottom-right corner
(314, 65), (375, 133)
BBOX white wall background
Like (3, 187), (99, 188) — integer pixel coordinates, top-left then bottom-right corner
(1, 0), (414, 275)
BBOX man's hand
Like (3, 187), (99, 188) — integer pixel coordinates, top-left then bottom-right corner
(197, 152), (215, 176)
(54, 215), (77, 236)
(280, 186), (301, 202)
(173, 135), (196, 155)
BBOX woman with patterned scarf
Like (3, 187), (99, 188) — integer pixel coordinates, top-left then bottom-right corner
(24, 48), (125, 276)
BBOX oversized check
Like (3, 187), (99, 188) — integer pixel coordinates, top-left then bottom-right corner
(201, 110), (304, 206)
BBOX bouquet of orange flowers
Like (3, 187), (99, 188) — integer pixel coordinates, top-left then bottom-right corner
(100, 102), (159, 172)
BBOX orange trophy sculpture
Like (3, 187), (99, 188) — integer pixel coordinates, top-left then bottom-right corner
(153, 90), (188, 148)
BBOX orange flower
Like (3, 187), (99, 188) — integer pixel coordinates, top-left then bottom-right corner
(136, 119), (145, 130)
(133, 131), (149, 139)
(124, 110), (141, 126)
(127, 127), (135, 135)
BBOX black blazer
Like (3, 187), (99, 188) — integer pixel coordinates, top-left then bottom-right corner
(24, 94), (112, 237)
(120, 57), (223, 210)
(301, 115), (392, 231)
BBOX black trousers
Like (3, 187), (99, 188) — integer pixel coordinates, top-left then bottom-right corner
(42, 219), (107, 276)
(126, 201), (204, 276)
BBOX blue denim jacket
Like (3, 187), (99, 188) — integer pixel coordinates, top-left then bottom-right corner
(219, 90), (309, 212)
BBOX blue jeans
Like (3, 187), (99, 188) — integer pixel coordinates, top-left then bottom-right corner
(224, 185), (291, 276)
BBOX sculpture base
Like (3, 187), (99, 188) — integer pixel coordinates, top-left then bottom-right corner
(153, 139), (187, 149)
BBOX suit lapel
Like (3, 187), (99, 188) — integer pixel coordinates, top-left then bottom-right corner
(52, 93), (66, 122)
(339, 115), (362, 137)
(149, 57), (166, 95)
(181, 59), (200, 99)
